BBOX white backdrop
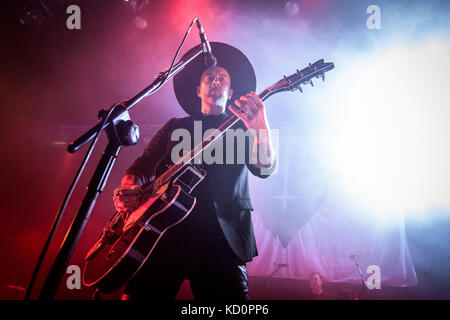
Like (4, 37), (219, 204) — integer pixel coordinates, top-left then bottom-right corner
(247, 134), (418, 287)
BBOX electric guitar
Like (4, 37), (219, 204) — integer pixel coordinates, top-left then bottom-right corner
(82, 59), (335, 293)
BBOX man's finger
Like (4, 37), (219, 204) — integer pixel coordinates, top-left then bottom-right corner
(248, 92), (263, 110)
(119, 188), (140, 196)
(235, 98), (256, 117)
(119, 193), (139, 200)
(243, 95), (259, 115)
(229, 104), (249, 122)
(232, 101), (247, 115)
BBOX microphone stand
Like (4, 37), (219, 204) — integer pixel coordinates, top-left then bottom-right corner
(264, 264), (287, 288)
(37, 46), (204, 300)
(350, 256), (372, 300)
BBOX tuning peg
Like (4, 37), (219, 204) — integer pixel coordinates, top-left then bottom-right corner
(309, 80), (314, 87)
(321, 72), (325, 82)
(283, 75), (291, 85)
(308, 63), (312, 70)
(297, 85), (303, 93)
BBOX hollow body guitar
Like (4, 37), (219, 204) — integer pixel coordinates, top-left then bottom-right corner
(82, 59), (334, 293)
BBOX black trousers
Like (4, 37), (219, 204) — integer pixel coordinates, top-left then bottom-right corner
(123, 226), (249, 300)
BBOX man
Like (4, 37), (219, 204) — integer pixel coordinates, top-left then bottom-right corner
(114, 42), (276, 300)
(308, 272), (336, 300)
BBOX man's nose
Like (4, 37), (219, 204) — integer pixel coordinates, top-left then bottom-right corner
(211, 76), (220, 87)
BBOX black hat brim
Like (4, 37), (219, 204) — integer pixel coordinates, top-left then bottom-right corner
(173, 42), (256, 116)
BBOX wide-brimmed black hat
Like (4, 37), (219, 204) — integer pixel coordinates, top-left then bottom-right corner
(173, 42), (256, 116)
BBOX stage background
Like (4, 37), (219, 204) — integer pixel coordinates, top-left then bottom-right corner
(1, 0), (449, 299)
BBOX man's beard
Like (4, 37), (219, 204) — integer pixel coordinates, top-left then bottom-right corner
(207, 89), (228, 105)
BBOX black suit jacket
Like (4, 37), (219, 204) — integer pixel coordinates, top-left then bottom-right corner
(125, 114), (276, 263)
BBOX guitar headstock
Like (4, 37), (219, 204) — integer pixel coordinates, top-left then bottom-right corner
(262, 59), (334, 100)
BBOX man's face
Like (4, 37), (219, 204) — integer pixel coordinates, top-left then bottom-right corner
(309, 274), (322, 290)
(197, 66), (234, 113)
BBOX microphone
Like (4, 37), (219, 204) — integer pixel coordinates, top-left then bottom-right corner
(196, 19), (217, 67)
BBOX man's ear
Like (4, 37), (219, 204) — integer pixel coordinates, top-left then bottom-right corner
(228, 88), (234, 100)
(197, 85), (201, 98)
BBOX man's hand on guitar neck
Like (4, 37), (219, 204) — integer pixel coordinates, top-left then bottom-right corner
(228, 91), (275, 170)
(113, 174), (142, 214)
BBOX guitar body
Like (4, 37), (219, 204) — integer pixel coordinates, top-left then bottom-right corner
(82, 163), (206, 293)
